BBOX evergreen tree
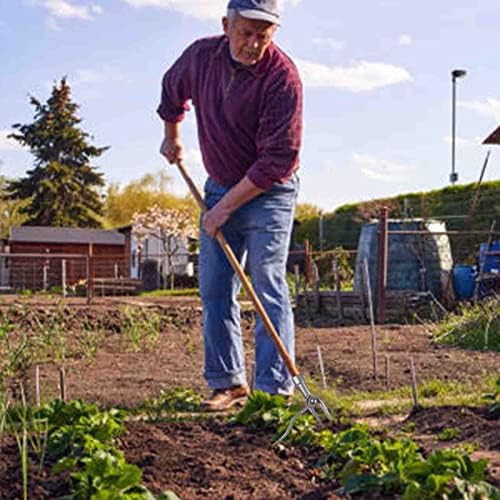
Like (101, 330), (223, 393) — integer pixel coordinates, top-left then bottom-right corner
(7, 78), (108, 227)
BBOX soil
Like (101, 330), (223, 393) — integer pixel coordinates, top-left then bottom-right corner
(0, 296), (498, 499)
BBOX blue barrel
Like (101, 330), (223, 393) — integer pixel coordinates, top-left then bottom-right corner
(479, 241), (500, 272)
(453, 265), (476, 300)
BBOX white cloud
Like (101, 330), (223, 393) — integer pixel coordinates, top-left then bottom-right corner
(442, 135), (482, 147)
(312, 37), (345, 50)
(42, 0), (101, 19)
(0, 130), (25, 152)
(168, 147), (205, 196)
(398, 34), (412, 46)
(295, 58), (412, 92)
(183, 148), (204, 171)
(121, 0), (301, 21)
(90, 4), (103, 14)
(353, 153), (413, 183)
(458, 98), (500, 121)
(73, 66), (124, 86)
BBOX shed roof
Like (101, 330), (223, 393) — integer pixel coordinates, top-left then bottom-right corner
(483, 125), (500, 145)
(9, 226), (125, 245)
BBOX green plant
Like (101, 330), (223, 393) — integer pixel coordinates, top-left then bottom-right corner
(483, 376), (500, 417)
(119, 306), (161, 352)
(70, 449), (154, 499)
(430, 298), (500, 351)
(437, 427), (461, 441)
(231, 390), (317, 445)
(313, 424), (497, 498)
(139, 387), (201, 421)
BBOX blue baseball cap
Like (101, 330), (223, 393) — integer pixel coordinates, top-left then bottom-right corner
(227, 0), (281, 25)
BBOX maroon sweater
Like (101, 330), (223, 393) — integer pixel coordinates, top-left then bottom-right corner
(157, 35), (303, 190)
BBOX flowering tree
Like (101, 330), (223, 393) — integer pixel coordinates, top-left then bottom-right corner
(132, 205), (197, 290)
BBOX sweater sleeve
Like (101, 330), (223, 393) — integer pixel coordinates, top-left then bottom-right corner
(246, 70), (303, 190)
(157, 42), (197, 123)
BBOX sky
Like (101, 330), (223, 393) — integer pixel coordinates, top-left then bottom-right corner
(1, 0), (499, 212)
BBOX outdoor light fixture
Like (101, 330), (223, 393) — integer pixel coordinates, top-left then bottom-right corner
(450, 68), (467, 185)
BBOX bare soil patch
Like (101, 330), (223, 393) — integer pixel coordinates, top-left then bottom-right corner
(0, 296), (498, 499)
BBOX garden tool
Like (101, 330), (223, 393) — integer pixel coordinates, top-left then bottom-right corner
(175, 159), (332, 443)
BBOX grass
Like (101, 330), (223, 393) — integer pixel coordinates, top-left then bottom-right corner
(300, 376), (498, 419)
(429, 297), (500, 351)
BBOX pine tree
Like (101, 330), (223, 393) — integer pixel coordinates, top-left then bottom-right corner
(7, 78), (108, 227)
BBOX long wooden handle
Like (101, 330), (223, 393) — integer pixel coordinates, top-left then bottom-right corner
(176, 160), (299, 377)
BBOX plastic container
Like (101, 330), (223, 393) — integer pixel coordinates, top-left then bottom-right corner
(453, 265), (476, 300)
(479, 240), (500, 273)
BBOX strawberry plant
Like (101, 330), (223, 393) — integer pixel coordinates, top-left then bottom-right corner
(231, 390), (317, 445)
(314, 424), (497, 498)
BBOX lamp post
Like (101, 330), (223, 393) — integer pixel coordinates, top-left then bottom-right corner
(450, 69), (467, 185)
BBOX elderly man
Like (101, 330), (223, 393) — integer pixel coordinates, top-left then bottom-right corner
(158, 0), (303, 411)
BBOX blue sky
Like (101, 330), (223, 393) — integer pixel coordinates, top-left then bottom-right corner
(1, 0), (499, 212)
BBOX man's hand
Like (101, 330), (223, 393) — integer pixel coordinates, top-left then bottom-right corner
(160, 137), (184, 164)
(201, 176), (264, 238)
(202, 202), (231, 238)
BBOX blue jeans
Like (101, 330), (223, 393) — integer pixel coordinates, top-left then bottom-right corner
(199, 175), (299, 395)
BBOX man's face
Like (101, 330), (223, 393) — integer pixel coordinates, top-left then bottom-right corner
(223, 13), (277, 66)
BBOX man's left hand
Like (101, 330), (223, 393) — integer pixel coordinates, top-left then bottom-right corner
(202, 203), (231, 238)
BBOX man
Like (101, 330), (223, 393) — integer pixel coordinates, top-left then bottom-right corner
(158, 0), (303, 411)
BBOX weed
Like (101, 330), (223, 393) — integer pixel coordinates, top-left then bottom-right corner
(437, 427), (461, 441)
(139, 387), (201, 421)
(430, 298), (500, 351)
(483, 376), (500, 417)
(119, 306), (161, 352)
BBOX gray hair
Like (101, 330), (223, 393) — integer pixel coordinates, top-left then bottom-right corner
(226, 8), (238, 21)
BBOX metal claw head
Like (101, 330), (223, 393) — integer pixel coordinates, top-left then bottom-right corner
(273, 375), (332, 446)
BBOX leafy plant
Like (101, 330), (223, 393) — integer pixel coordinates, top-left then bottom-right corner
(70, 449), (153, 499)
(231, 390), (317, 445)
(483, 376), (500, 418)
(314, 424), (497, 498)
(140, 387), (201, 421)
(437, 427), (461, 442)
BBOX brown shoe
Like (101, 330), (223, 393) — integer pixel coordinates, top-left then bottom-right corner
(201, 385), (250, 412)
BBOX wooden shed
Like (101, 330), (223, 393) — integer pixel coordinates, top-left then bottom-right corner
(7, 226), (128, 290)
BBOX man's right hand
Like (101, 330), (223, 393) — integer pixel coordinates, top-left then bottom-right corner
(160, 137), (184, 164)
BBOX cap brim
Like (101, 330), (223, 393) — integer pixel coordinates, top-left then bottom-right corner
(238, 9), (280, 25)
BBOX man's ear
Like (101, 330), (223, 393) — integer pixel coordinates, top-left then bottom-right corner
(222, 16), (229, 36)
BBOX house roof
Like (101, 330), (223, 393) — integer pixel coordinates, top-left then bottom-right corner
(9, 226), (125, 246)
(483, 125), (500, 145)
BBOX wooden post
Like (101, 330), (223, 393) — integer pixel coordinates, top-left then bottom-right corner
(409, 357), (419, 408)
(362, 258), (378, 379)
(376, 207), (389, 324)
(61, 259), (67, 298)
(304, 239), (313, 286)
(317, 345), (327, 389)
(35, 365), (41, 407)
(42, 264), (49, 291)
(59, 366), (66, 402)
(332, 258), (344, 323)
(87, 243), (94, 305)
(384, 355), (390, 390)
(312, 262), (320, 313)
(293, 264), (300, 304)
